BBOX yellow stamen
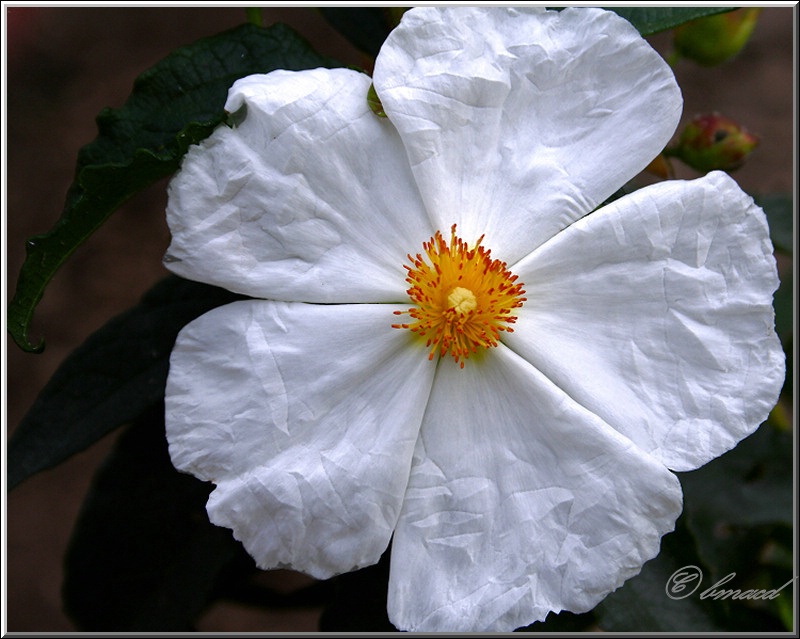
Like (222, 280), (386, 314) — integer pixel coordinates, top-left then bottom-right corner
(392, 225), (527, 368)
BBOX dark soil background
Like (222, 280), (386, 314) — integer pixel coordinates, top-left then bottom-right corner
(5, 7), (795, 633)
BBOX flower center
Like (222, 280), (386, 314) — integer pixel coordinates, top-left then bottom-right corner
(447, 287), (478, 314)
(392, 225), (526, 368)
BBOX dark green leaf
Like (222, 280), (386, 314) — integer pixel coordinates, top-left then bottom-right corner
(604, 7), (734, 36)
(318, 7), (393, 58)
(755, 193), (794, 254)
(322, 7), (735, 47)
(680, 424), (794, 579)
(599, 506), (790, 631)
(63, 404), (248, 631)
(677, 424), (794, 632)
(596, 521), (725, 631)
(681, 424), (793, 530)
(8, 276), (242, 490)
(9, 22), (339, 353)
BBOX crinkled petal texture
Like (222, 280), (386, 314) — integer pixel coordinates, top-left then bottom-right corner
(507, 171), (785, 472)
(161, 6), (784, 634)
(166, 300), (436, 578)
(165, 68), (433, 303)
(373, 6), (682, 264)
(389, 347), (683, 632)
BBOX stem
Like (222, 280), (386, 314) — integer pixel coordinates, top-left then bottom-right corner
(246, 7), (263, 27)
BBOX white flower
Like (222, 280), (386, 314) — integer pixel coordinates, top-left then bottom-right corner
(163, 7), (784, 632)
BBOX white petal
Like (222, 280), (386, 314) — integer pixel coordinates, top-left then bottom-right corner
(507, 171), (785, 472)
(165, 68), (433, 302)
(388, 346), (682, 632)
(165, 300), (436, 578)
(373, 7), (681, 263)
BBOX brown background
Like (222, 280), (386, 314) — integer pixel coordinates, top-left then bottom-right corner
(5, 7), (795, 632)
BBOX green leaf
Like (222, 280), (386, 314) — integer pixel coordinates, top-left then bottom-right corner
(62, 404), (249, 631)
(682, 425), (793, 531)
(8, 276), (242, 490)
(321, 7), (736, 45)
(755, 193), (794, 254)
(8, 22), (339, 353)
(596, 521), (725, 631)
(680, 424), (794, 577)
(604, 7), (735, 36)
(677, 424), (794, 632)
(598, 512), (790, 632)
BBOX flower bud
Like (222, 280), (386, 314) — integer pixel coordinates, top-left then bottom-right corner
(671, 113), (759, 173)
(644, 154), (674, 180)
(673, 9), (760, 66)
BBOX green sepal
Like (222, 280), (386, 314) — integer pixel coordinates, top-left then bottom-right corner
(367, 83), (387, 117)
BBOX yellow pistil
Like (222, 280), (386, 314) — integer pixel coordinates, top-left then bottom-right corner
(392, 225), (527, 368)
